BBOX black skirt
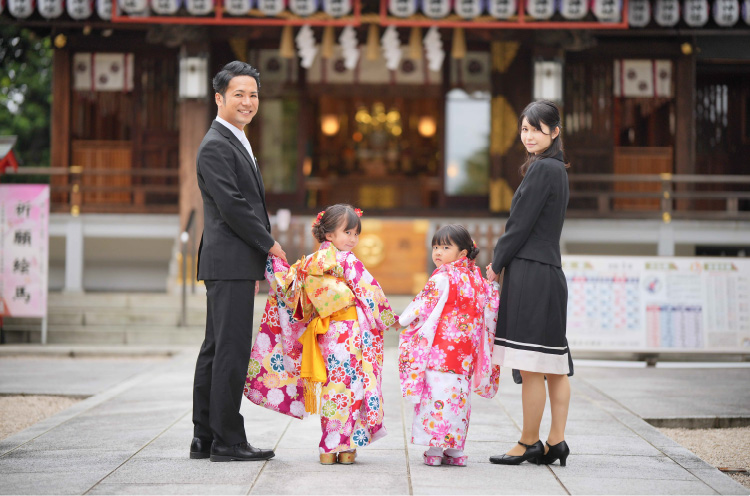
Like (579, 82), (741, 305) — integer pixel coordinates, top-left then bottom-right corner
(492, 257), (574, 384)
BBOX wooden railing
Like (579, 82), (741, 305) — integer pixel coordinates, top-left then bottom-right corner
(2, 167), (749, 220)
(1, 166), (179, 214)
(568, 173), (750, 221)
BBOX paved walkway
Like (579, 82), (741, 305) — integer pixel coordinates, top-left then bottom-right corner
(0, 348), (748, 495)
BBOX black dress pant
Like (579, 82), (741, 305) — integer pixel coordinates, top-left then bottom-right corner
(193, 279), (255, 446)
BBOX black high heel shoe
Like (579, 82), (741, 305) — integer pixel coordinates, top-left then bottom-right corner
(538, 440), (570, 466)
(489, 440), (544, 465)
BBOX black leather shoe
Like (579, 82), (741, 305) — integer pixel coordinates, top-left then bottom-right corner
(538, 440), (570, 466)
(210, 441), (275, 462)
(190, 437), (212, 459)
(489, 440), (544, 465)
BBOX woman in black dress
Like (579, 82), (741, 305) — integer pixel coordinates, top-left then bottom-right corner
(487, 100), (572, 467)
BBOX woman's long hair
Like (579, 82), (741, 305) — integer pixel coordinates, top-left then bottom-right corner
(518, 100), (570, 176)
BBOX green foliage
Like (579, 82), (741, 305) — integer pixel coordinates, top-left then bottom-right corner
(0, 25), (53, 170)
(455, 142), (490, 196)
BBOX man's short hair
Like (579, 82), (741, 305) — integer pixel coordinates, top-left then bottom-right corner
(212, 61), (261, 97)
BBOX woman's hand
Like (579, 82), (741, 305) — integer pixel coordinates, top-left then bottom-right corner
(486, 264), (500, 282)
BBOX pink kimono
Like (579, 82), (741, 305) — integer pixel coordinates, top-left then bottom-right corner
(398, 257), (501, 450)
(245, 242), (397, 453)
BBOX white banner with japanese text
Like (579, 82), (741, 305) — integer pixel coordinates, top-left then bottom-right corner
(563, 255), (750, 350)
(0, 185), (49, 318)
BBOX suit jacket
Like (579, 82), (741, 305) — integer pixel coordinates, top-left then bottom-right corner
(197, 120), (275, 281)
(491, 152), (569, 272)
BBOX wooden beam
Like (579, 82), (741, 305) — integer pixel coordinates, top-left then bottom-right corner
(50, 47), (71, 207)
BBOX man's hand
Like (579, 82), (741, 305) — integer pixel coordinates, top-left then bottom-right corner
(269, 241), (287, 263)
(255, 281), (260, 296)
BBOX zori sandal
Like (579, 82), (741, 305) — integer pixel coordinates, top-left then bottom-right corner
(337, 450), (357, 464)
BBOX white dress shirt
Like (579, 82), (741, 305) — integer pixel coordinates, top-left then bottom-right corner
(215, 116), (256, 168)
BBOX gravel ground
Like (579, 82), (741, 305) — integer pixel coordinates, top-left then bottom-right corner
(660, 427), (750, 489)
(0, 396), (81, 441)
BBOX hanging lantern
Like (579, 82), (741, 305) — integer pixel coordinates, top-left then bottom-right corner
(323, 0), (350, 16)
(526, 0), (554, 20)
(592, 0), (621, 21)
(120, 0), (148, 14)
(389, 0), (417, 17)
(454, 0), (483, 18)
(559, 0), (588, 19)
(258, 0), (284, 14)
(654, 0), (680, 25)
(186, 0), (213, 15)
(488, 0), (516, 18)
(38, 0), (64, 18)
(422, 0), (450, 18)
(743, 0), (750, 24)
(224, 0), (251, 15)
(9, 0), (33, 18)
(290, 0), (317, 16)
(67, 0), (93, 19)
(628, 0), (651, 26)
(713, 0), (739, 26)
(683, 0), (708, 26)
(151, 0), (179, 14)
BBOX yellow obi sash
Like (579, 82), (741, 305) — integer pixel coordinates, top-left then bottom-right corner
(298, 305), (358, 414)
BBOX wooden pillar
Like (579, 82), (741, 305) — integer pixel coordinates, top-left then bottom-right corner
(674, 44), (696, 212)
(50, 47), (71, 208)
(489, 36), (532, 213)
(179, 100), (210, 266)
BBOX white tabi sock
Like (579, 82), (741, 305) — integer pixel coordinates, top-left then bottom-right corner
(444, 448), (464, 457)
(425, 447), (443, 456)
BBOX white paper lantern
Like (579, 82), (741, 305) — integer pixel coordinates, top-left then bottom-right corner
(422, 0), (451, 18)
(592, 0), (621, 21)
(654, 0), (680, 26)
(454, 0), (483, 18)
(67, 0), (94, 19)
(526, 0), (554, 20)
(151, 0), (179, 14)
(560, 0), (588, 19)
(713, 0), (739, 26)
(9, 0), (34, 18)
(488, 0), (516, 18)
(289, 0), (317, 16)
(97, 0), (113, 19)
(38, 0), (64, 17)
(628, 0), (651, 26)
(186, 0), (212, 15)
(389, 0), (417, 16)
(257, 0), (283, 14)
(683, 0), (708, 26)
(120, 0), (147, 13)
(224, 0), (250, 15)
(323, 0), (350, 16)
(743, 0), (750, 24)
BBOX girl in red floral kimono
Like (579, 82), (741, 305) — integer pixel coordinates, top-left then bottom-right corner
(244, 204), (397, 465)
(398, 224), (501, 467)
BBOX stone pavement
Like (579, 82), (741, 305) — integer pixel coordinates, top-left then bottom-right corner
(0, 348), (748, 495)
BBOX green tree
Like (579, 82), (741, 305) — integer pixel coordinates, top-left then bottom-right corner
(0, 25), (53, 169)
(456, 141), (490, 195)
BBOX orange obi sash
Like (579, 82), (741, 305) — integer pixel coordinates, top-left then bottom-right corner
(298, 305), (358, 414)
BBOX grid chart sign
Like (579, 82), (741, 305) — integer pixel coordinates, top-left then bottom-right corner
(563, 255), (750, 350)
(0, 185), (49, 318)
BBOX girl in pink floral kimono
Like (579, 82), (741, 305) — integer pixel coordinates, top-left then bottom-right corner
(244, 204), (397, 465)
(398, 224), (501, 467)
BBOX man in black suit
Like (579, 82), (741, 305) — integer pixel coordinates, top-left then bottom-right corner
(190, 61), (287, 462)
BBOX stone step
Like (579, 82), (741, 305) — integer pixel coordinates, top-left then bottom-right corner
(2, 325), (206, 346)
